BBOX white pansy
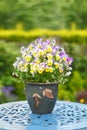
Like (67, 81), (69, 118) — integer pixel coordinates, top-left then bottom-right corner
(20, 46), (27, 54)
(60, 47), (65, 53)
(16, 57), (21, 61)
(65, 71), (71, 76)
(13, 61), (18, 68)
(59, 64), (63, 68)
(67, 67), (73, 71)
(20, 67), (28, 72)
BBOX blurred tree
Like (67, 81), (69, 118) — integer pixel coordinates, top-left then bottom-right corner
(0, 0), (87, 29)
(62, 0), (87, 29)
(0, 0), (20, 28)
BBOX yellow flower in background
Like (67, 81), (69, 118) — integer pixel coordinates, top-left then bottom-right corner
(80, 98), (85, 103)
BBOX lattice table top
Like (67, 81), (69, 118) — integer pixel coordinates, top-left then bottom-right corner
(0, 100), (87, 130)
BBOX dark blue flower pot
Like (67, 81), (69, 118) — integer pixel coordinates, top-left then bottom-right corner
(25, 83), (58, 114)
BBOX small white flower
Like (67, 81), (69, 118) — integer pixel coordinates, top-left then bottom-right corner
(12, 72), (18, 77)
(13, 61), (18, 68)
(60, 47), (65, 53)
(65, 71), (71, 76)
(67, 67), (73, 71)
(21, 46), (27, 54)
(16, 57), (21, 61)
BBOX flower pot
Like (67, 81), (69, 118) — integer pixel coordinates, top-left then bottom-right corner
(25, 82), (58, 114)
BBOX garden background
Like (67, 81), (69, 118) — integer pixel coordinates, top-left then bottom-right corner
(0, 0), (87, 104)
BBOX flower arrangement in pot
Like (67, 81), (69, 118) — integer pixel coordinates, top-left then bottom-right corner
(13, 38), (73, 114)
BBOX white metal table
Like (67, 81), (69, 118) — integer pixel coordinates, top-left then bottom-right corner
(0, 100), (87, 130)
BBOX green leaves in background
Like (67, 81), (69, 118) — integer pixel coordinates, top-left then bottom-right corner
(0, 0), (87, 29)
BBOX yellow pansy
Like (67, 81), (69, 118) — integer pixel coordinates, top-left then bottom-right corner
(30, 70), (34, 75)
(34, 64), (39, 70)
(48, 67), (53, 73)
(46, 45), (52, 52)
(63, 57), (67, 61)
(32, 51), (37, 56)
(43, 49), (47, 54)
(38, 68), (43, 74)
(47, 60), (53, 66)
(20, 67), (28, 72)
(30, 64), (36, 72)
(30, 68), (36, 74)
(18, 63), (23, 68)
(47, 53), (53, 60)
(37, 44), (42, 48)
(59, 67), (63, 73)
(45, 67), (49, 72)
(56, 54), (60, 60)
(35, 59), (40, 64)
(37, 50), (44, 57)
(24, 63), (28, 68)
(19, 63), (28, 72)
(25, 55), (31, 62)
(28, 45), (33, 50)
(54, 62), (59, 68)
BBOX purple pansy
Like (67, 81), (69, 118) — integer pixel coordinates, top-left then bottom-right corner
(46, 40), (50, 44)
(67, 57), (73, 64)
(59, 52), (66, 58)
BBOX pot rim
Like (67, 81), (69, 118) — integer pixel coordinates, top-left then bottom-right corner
(25, 82), (59, 85)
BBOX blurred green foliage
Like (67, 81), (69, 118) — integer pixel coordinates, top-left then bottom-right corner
(0, 0), (87, 30)
(0, 42), (25, 103)
(0, 40), (87, 103)
(58, 42), (87, 102)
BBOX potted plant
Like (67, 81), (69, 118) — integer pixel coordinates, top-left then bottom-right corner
(13, 38), (73, 114)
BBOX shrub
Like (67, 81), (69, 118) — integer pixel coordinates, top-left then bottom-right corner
(0, 29), (87, 43)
